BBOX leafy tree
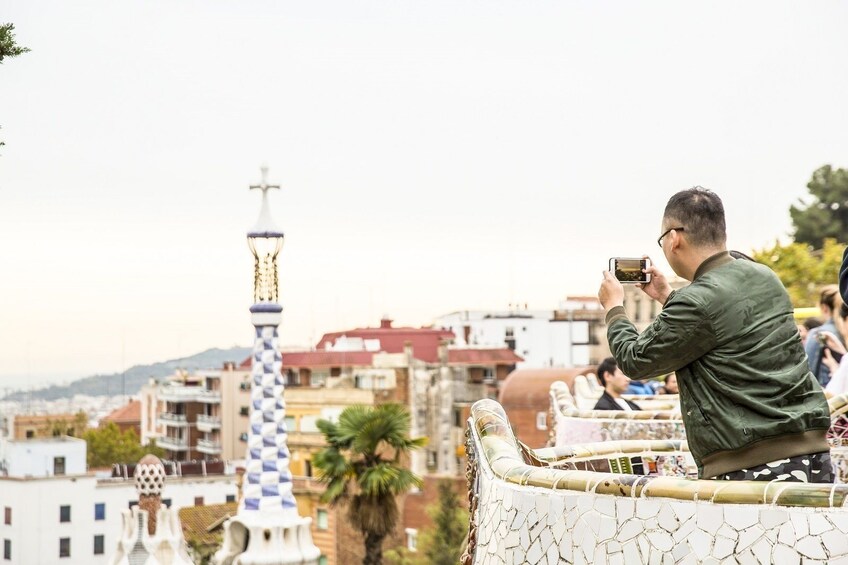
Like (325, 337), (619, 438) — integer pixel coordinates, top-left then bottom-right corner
(1, 23), (29, 152)
(313, 404), (426, 565)
(384, 480), (469, 565)
(0, 23), (29, 62)
(421, 481), (468, 565)
(751, 238), (844, 306)
(790, 165), (848, 248)
(82, 422), (165, 468)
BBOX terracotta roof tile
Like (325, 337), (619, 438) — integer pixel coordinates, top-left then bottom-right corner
(179, 502), (238, 546)
(102, 400), (141, 423)
(448, 349), (523, 365)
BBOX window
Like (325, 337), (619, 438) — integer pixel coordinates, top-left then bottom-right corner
(453, 408), (462, 428)
(318, 557), (328, 565)
(59, 538), (70, 558)
(94, 503), (105, 521)
(300, 415), (319, 433)
(163, 499), (172, 508)
(482, 368), (495, 384)
(59, 505), (71, 523)
(53, 456), (66, 475)
(316, 509), (328, 530)
(536, 412), (547, 431)
(3, 539), (10, 560)
(304, 460), (312, 478)
(194, 497), (204, 506)
(93, 535), (104, 555)
(238, 432), (248, 442)
(4, 508), (10, 525)
(310, 371), (328, 387)
(284, 416), (296, 432)
(406, 528), (418, 552)
(128, 500), (138, 509)
(25, 430), (34, 439)
(226, 495), (236, 503)
(239, 381), (250, 391)
(239, 406), (249, 417)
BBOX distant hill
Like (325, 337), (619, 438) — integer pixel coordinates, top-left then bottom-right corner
(3, 346), (252, 402)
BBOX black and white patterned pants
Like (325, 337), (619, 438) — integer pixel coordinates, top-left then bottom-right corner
(713, 451), (834, 483)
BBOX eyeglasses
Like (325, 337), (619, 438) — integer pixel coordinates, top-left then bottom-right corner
(657, 227), (685, 248)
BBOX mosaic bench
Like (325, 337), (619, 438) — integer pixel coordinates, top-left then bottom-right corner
(461, 397), (848, 565)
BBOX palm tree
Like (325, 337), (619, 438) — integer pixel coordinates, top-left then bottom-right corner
(313, 404), (426, 565)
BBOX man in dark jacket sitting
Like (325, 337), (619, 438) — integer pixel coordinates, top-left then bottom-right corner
(598, 187), (832, 482)
(593, 357), (642, 411)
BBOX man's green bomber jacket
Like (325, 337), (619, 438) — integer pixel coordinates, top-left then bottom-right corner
(606, 251), (831, 479)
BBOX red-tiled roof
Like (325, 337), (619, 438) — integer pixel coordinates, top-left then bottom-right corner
(238, 351), (376, 369)
(102, 400), (141, 424)
(315, 326), (455, 364)
(448, 349), (523, 365)
(283, 351), (375, 367)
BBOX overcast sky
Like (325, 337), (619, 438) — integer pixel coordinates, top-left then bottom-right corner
(2, 1), (847, 386)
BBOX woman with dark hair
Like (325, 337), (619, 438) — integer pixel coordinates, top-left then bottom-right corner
(805, 285), (843, 386)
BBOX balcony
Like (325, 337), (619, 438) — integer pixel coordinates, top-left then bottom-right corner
(157, 436), (189, 451)
(158, 413), (189, 427)
(196, 389), (222, 404)
(159, 386), (204, 402)
(196, 439), (222, 455)
(196, 415), (222, 432)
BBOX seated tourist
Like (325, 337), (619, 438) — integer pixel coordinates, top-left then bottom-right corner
(593, 357), (642, 411)
(658, 373), (679, 395)
(625, 379), (656, 395)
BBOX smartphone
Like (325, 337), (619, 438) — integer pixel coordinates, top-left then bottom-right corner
(609, 257), (652, 284)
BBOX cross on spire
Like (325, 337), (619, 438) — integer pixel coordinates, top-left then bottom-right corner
(249, 165), (281, 194)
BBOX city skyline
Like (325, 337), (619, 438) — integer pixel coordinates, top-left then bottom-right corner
(2, 1), (848, 384)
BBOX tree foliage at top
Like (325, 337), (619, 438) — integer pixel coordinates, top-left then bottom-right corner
(751, 238), (844, 307)
(313, 403), (426, 565)
(790, 165), (848, 248)
(82, 422), (165, 468)
(0, 23), (29, 63)
(385, 480), (469, 565)
(422, 480), (469, 565)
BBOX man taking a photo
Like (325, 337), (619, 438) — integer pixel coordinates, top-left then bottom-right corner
(598, 187), (832, 482)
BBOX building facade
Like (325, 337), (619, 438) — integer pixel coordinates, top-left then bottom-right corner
(434, 298), (603, 369)
(0, 438), (237, 565)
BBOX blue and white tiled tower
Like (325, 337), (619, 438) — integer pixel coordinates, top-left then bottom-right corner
(215, 167), (320, 565)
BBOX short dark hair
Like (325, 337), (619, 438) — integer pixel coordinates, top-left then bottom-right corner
(820, 284), (840, 311)
(803, 317), (823, 331)
(663, 187), (727, 248)
(596, 357), (617, 388)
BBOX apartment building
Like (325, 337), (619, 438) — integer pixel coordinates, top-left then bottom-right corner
(0, 437), (237, 565)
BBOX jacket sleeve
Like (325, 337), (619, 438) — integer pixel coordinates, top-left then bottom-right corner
(606, 291), (717, 379)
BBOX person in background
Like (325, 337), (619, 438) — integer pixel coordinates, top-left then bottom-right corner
(805, 286), (843, 386)
(625, 379), (657, 395)
(817, 304), (848, 397)
(799, 317), (823, 347)
(593, 357), (642, 411)
(658, 373), (679, 395)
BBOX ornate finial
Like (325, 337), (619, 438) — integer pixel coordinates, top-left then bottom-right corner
(134, 454), (166, 535)
(249, 164), (281, 195)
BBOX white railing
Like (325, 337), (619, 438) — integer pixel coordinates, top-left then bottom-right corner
(157, 436), (189, 451)
(197, 439), (222, 454)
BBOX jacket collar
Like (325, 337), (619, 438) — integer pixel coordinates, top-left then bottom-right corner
(693, 250), (733, 281)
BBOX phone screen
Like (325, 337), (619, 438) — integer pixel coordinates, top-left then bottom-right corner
(614, 259), (648, 283)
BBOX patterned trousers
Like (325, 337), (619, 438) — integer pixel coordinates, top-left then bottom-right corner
(713, 451), (834, 483)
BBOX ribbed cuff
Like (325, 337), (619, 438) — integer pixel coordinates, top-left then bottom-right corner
(605, 305), (628, 325)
